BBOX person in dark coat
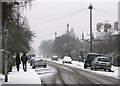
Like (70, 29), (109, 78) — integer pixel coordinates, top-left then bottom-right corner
(15, 53), (21, 71)
(21, 53), (28, 72)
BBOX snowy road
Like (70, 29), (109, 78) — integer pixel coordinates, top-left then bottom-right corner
(36, 60), (119, 85)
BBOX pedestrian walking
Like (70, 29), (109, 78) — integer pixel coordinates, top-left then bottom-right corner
(21, 53), (28, 72)
(15, 53), (21, 71)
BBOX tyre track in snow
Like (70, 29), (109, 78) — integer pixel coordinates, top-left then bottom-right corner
(47, 61), (96, 85)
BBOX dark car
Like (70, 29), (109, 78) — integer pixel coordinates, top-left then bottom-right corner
(30, 57), (36, 66)
(84, 53), (103, 69)
(91, 56), (111, 71)
(32, 57), (47, 69)
(28, 54), (36, 63)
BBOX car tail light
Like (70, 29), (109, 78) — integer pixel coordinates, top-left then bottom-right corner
(96, 61), (99, 64)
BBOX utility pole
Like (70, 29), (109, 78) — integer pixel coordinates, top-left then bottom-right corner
(118, 1), (120, 54)
(67, 24), (69, 56)
(88, 4), (93, 53)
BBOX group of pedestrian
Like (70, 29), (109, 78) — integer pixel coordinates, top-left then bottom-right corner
(15, 53), (28, 72)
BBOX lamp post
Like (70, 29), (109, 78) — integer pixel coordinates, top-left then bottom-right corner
(88, 4), (93, 53)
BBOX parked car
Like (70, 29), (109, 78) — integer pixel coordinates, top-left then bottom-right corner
(112, 54), (120, 66)
(91, 56), (111, 71)
(32, 57), (47, 69)
(28, 54), (36, 63)
(30, 56), (36, 66)
(51, 55), (58, 61)
(63, 56), (72, 64)
(84, 53), (103, 69)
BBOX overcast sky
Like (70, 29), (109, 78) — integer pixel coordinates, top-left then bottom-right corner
(25, 0), (119, 54)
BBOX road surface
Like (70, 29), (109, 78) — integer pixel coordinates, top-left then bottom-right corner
(37, 61), (119, 86)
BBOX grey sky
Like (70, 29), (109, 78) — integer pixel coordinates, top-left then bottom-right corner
(25, 0), (119, 54)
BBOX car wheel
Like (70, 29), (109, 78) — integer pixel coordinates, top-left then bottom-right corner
(94, 67), (97, 71)
(91, 64), (93, 70)
(84, 64), (87, 69)
(32, 66), (35, 69)
(91, 66), (93, 70)
(104, 69), (106, 71)
(44, 65), (47, 68)
(108, 69), (111, 72)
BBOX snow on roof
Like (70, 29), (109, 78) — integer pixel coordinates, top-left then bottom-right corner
(111, 31), (119, 36)
(94, 32), (106, 39)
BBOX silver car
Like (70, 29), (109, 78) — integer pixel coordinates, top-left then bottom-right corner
(51, 55), (58, 61)
(32, 57), (47, 69)
(63, 56), (72, 64)
(91, 56), (111, 71)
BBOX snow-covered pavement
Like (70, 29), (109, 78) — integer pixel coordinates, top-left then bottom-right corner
(0, 63), (41, 85)
(0, 74), (4, 86)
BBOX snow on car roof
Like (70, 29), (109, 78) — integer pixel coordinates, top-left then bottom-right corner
(63, 56), (71, 59)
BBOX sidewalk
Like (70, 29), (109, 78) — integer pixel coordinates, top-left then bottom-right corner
(0, 73), (4, 86)
(1, 63), (41, 85)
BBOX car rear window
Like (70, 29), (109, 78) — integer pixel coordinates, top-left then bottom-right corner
(87, 55), (97, 60)
(28, 55), (36, 57)
(64, 57), (71, 60)
(86, 54), (103, 62)
(98, 58), (110, 62)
